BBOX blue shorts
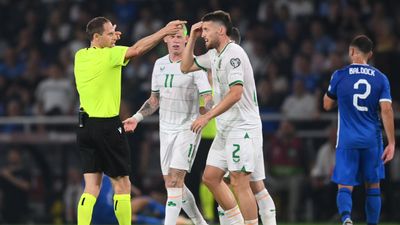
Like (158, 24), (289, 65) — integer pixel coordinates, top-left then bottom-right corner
(331, 146), (385, 186)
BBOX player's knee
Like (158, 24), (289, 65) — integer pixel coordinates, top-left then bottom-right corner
(229, 172), (250, 190)
(338, 184), (353, 192)
(202, 172), (219, 188)
(250, 180), (265, 194)
(365, 182), (380, 189)
(165, 170), (185, 188)
(165, 178), (180, 188)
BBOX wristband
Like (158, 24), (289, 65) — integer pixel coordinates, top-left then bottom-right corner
(132, 113), (143, 122)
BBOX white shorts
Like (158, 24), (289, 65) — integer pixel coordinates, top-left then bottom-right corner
(160, 129), (201, 175)
(222, 137), (265, 181)
(207, 129), (265, 181)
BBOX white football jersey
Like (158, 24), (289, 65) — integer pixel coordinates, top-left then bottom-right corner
(195, 42), (262, 133)
(152, 55), (212, 131)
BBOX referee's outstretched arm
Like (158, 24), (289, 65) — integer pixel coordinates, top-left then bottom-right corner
(125, 20), (187, 60)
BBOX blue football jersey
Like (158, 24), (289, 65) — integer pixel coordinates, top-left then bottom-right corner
(327, 63), (392, 149)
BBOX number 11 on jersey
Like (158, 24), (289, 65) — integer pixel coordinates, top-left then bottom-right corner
(164, 74), (174, 88)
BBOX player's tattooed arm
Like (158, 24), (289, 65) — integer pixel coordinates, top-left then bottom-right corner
(138, 92), (160, 117)
(123, 92), (160, 131)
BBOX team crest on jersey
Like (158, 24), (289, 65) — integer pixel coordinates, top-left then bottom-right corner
(230, 58), (241, 68)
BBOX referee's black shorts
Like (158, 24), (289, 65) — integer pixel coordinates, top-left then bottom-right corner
(77, 115), (131, 178)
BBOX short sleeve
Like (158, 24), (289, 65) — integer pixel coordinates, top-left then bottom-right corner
(194, 51), (211, 71)
(108, 46), (129, 67)
(193, 70), (212, 95)
(379, 75), (392, 102)
(151, 62), (159, 93)
(326, 70), (340, 100)
(227, 53), (244, 87)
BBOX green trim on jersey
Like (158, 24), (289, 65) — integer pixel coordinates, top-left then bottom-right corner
(253, 90), (258, 106)
(199, 90), (212, 95)
(229, 80), (244, 87)
(194, 58), (207, 71)
(218, 41), (233, 57)
(74, 46), (129, 117)
(168, 56), (181, 64)
(151, 90), (160, 93)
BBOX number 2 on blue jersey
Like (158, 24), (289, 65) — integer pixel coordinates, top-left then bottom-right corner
(353, 79), (371, 111)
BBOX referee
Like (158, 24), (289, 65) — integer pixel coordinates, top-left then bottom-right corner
(74, 17), (186, 225)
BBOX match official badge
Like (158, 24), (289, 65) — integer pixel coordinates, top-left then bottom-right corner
(118, 127), (122, 134)
(230, 58), (241, 68)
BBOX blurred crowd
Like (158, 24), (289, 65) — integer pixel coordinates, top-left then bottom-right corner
(0, 0), (400, 223)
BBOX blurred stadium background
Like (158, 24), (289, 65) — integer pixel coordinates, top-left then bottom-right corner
(0, 0), (399, 224)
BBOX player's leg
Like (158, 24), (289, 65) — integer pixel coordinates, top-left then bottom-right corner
(364, 183), (381, 225)
(250, 180), (276, 225)
(162, 130), (207, 225)
(216, 173), (231, 225)
(362, 145), (385, 225)
(159, 131), (184, 225)
(202, 135), (233, 211)
(332, 148), (361, 224)
(250, 139), (276, 225)
(163, 169), (186, 225)
(78, 172), (103, 225)
(182, 184), (208, 225)
(179, 131), (208, 225)
(202, 166), (244, 225)
(225, 132), (260, 224)
(229, 171), (258, 224)
(337, 184), (354, 224)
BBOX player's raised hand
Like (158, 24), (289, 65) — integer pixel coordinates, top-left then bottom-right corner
(382, 144), (395, 164)
(163, 20), (187, 36)
(190, 21), (203, 39)
(191, 114), (210, 134)
(122, 117), (139, 133)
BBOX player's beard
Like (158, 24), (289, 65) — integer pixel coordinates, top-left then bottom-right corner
(206, 38), (219, 50)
